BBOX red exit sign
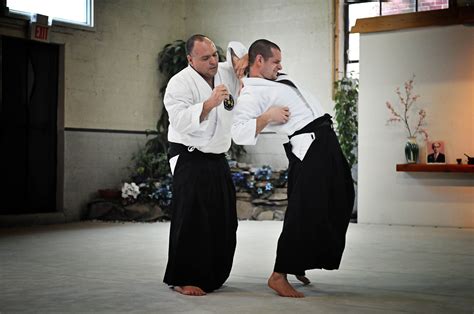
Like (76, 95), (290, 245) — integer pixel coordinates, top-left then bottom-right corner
(30, 23), (50, 42)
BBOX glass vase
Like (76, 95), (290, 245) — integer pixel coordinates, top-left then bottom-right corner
(405, 136), (419, 164)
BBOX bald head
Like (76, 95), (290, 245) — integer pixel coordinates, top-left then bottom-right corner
(186, 34), (210, 56)
(185, 34), (219, 83)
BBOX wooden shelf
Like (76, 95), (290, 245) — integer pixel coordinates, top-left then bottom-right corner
(351, 7), (474, 34)
(396, 164), (474, 173)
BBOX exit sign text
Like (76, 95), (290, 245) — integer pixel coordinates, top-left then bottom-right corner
(30, 23), (50, 42)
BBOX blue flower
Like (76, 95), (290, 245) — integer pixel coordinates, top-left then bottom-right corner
(232, 172), (245, 186)
(255, 165), (273, 181)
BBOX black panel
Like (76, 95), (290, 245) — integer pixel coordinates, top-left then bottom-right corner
(0, 36), (58, 214)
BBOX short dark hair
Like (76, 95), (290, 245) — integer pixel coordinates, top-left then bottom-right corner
(432, 142), (441, 149)
(186, 34), (209, 55)
(248, 39), (281, 66)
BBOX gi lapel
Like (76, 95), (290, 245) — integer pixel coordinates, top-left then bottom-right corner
(187, 65), (213, 100)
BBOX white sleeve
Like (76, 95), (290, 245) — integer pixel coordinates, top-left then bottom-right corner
(226, 41), (247, 65)
(220, 41), (247, 96)
(164, 77), (209, 135)
(231, 92), (259, 145)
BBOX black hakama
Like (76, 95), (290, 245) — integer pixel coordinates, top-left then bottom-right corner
(274, 114), (354, 275)
(163, 143), (238, 292)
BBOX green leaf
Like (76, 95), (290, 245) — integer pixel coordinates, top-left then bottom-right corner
(333, 76), (359, 180)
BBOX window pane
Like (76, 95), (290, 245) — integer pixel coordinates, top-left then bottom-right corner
(348, 33), (360, 62)
(418, 0), (449, 11)
(348, 2), (380, 31)
(7, 0), (90, 25)
(346, 62), (359, 79)
(382, 0), (416, 16)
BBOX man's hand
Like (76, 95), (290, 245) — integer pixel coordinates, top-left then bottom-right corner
(256, 106), (290, 135)
(264, 106), (290, 124)
(233, 54), (248, 79)
(201, 84), (229, 121)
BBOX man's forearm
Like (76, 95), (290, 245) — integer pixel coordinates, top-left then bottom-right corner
(200, 100), (214, 122)
(255, 112), (271, 135)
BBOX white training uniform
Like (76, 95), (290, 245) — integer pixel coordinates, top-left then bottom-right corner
(164, 42), (246, 155)
(231, 74), (325, 160)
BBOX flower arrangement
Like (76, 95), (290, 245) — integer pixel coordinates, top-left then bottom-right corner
(120, 176), (173, 210)
(119, 148), (173, 214)
(232, 165), (288, 199)
(386, 75), (428, 140)
(121, 182), (140, 200)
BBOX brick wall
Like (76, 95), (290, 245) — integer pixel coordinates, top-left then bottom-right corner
(382, 0), (449, 15)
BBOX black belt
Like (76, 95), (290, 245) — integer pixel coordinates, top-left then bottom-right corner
(168, 142), (225, 160)
(289, 113), (333, 139)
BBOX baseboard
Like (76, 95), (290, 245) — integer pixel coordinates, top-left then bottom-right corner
(0, 212), (66, 227)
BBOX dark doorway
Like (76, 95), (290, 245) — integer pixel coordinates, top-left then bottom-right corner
(0, 36), (59, 214)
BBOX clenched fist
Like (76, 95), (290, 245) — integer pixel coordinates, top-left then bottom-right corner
(255, 106), (290, 135)
(264, 106), (290, 124)
(200, 84), (231, 122)
(205, 84), (230, 109)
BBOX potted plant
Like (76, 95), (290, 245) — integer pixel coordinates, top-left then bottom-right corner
(334, 76), (359, 178)
(334, 75), (359, 221)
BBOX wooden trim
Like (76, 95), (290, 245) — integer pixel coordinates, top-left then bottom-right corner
(57, 44), (65, 215)
(396, 164), (474, 173)
(64, 127), (157, 135)
(332, 0), (341, 97)
(351, 6), (474, 34)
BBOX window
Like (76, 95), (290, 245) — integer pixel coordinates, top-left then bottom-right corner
(7, 0), (93, 27)
(344, 0), (449, 78)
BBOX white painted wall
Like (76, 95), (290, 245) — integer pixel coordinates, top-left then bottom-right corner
(50, 0), (185, 131)
(358, 25), (474, 228)
(184, 0), (335, 168)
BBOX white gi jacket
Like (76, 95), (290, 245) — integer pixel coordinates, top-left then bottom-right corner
(231, 74), (325, 146)
(164, 41), (246, 154)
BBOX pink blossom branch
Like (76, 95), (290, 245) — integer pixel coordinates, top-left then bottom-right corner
(418, 128), (429, 141)
(386, 101), (401, 119)
(385, 75), (429, 140)
(413, 110), (425, 134)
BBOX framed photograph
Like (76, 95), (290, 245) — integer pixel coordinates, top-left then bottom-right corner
(427, 140), (446, 164)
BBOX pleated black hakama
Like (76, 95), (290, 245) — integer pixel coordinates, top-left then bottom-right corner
(274, 114), (355, 275)
(163, 143), (238, 292)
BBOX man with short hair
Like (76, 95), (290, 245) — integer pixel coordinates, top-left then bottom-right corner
(232, 39), (354, 298)
(163, 34), (247, 296)
(427, 142), (445, 163)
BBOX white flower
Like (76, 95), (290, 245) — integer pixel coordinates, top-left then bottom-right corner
(121, 182), (141, 199)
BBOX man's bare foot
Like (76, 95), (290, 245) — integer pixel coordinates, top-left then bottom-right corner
(173, 286), (206, 296)
(268, 272), (304, 298)
(295, 275), (311, 285)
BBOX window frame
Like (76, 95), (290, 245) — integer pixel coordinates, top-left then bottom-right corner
(343, 0), (453, 77)
(6, 0), (95, 31)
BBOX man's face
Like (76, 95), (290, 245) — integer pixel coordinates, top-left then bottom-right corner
(433, 143), (440, 153)
(187, 39), (219, 80)
(260, 48), (282, 80)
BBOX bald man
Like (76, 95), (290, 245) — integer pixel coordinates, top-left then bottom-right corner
(163, 34), (247, 296)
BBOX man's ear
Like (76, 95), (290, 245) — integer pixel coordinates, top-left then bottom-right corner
(187, 55), (193, 65)
(256, 54), (264, 65)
